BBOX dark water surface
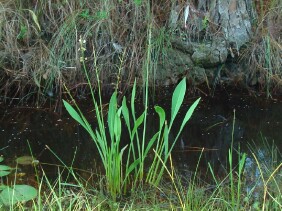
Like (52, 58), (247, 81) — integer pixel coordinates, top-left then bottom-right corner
(0, 88), (281, 181)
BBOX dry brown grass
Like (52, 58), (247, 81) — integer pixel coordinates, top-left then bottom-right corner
(241, 0), (282, 96)
(0, 0), (281, 104)
(0, 0), (160, 104)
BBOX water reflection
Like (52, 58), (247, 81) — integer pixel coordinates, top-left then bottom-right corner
(0, 90), (281, 180)
(0, 106), (98, 178)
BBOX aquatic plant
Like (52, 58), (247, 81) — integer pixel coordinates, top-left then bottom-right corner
(0, 156), (38, 207)
(63, 34), (200, 199)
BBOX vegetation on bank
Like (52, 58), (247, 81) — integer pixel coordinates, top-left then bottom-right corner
(63, 36), (201, 200)
(0, 0), (281, 105)
(1, 35), (281, 210)
(0, 1), (281, 210)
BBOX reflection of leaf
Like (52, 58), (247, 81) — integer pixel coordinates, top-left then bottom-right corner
(0, 185), (37, 206)
(16, 156), (37, 165)
(0, 165), (12, 177)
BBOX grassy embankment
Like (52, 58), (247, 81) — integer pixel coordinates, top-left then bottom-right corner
(0, 0), (281, 105)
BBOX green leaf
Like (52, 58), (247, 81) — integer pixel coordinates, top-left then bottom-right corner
(114, 107), (122, 140)
(154, 106), (165, 130)
(144, 132), (159, 158)
(0, 156), (4, 163)
(131, 79), (137, 120)
(170, 78), (186, 128)
(95, 10), (108, 20)
(108, 92), (118, 141)
(0, 165), (12, 171)
(132, 112), (145, 136)
(80, 9), (90, 19)
(17, 25), (27, 39)
(164, 124), (169, 157)
(0, 185), (37, 206)
(122, 97), (132, 137)
(0, 165), (12, 177)
(63, 100), (88, 130)
(239, 153), (247, 173)
(125, 158), (140, 179)
(119, 145), (127, 161)
(178, 98), (201, 132)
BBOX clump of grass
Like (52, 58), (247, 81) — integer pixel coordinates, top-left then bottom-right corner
(63, 34), (200, 200)
(245, 136), (282, 210)
(204, 134), (281, 210)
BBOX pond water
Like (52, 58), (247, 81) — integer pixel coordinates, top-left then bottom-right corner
(0, 88), (281, 184)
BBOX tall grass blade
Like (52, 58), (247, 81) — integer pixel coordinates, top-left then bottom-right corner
(25, 9), (41, 31)
(154, 106), (166, 128)
(179, 98), (201, 131)
(132, 112), (145, 137)
(144, 132), (160, 158)
(131, 79), (137, 121)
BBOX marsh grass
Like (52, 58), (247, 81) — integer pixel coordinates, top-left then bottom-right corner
(35, 137), (281, 210)
(241, 0), (282, 97)
(30, 166), (105, 211)
(60, 38), (281, 207)
(1, 134), (280, 210)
